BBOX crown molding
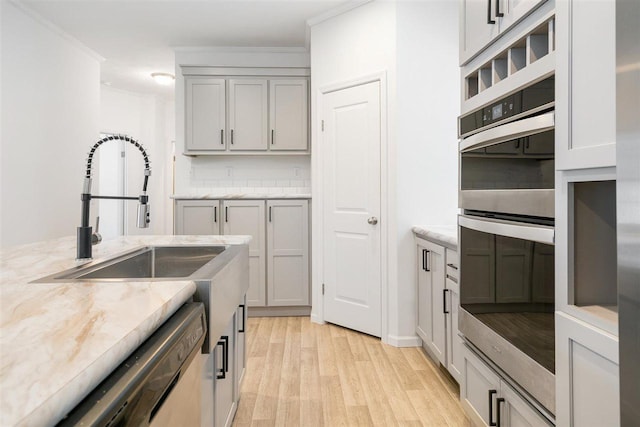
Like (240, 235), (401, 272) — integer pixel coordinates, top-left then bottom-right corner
(9, 0), (104, 62)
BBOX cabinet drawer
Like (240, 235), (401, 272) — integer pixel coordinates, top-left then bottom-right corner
(446, 248), (459, 280)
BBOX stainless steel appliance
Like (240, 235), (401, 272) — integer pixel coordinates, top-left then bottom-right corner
(57, 303), (206, 426)
(459, 212), (555, 414)
(616, 1), (640, 424)
(458, 76), (556, 416)
(459, 77), (555, 218)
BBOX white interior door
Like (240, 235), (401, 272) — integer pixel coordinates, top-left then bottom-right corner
(321, 80), (381, 337)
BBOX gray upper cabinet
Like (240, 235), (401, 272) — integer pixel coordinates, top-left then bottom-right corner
(269, 79), (308, 151)
(183, 73), (309, 155)
(460, 0), (501, 66)
(228, 79), (268, 151)
(460, 0), (547, 65)
(185, 78), (226, 152)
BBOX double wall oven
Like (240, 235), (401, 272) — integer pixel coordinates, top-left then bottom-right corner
(458, 76), (556, 415)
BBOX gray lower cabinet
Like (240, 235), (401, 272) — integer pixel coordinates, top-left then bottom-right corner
(175, 200), (222, 235)
(176, 199), (310, 309)
(235, 298), (247, 402)
(555, 312), (619, 427)
(416, 237), (447, 365)
(222, 201), (266, 307)
(266, 200), (309, 306)
(214, 316), (236, 427)
(415, 236), (462, 383)
(461, 344), (552, 427)
(201, 301), (247, 427)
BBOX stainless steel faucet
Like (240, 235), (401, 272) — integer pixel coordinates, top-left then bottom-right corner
(77, 134), (151, 260)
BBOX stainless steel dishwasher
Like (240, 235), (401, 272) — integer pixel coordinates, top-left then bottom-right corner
(57, 302), (206, 427)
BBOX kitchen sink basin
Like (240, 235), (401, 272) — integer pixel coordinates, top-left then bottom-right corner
(33, 245), (228, 282)
(32, 242), (249, 355)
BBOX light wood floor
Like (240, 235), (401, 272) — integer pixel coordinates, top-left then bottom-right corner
(233, 317), (470, 427)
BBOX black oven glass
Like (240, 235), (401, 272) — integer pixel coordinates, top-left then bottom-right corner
(460, 225), (555, 373)
(461, 130), (554, 190)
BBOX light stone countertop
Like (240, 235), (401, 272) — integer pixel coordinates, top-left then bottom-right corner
(171, 192), (311, 200)
(412, 225), (458, 250)
(0, 234), (251, 427)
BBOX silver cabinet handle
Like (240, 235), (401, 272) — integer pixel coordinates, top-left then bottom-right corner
(367, 217), (378, 225)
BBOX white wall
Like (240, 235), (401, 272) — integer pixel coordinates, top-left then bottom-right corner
(173, 48), (311, 198)
(0, 2), (100, 249)
(395, 0), (460, 343)
(309, 0), (398, 339)
(99, 86), (174, 237)
(309, 0), (459, 345)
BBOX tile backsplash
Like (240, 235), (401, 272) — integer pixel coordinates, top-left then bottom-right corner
(177, 155), (311, 194)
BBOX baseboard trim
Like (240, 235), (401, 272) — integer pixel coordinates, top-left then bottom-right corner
(310, 313), (325, 325)
(248, 306), (311, 317)
(385, 334), (422, 348)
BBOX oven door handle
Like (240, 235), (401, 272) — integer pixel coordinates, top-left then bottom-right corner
(459, 111), (554, 153)
(459, 214), (554, 245)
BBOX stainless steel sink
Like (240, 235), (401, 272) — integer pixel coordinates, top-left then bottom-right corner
(33, 245), (228, 282)
(32, 243), (250, 355)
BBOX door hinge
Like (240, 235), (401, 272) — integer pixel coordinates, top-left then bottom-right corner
(322, 283), (325, 295)
(321, 120), (324, 131)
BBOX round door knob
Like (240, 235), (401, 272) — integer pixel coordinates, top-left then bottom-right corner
(367, 217), (378, 225)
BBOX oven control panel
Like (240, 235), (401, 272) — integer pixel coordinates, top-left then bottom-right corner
(458, 76), (554, 137)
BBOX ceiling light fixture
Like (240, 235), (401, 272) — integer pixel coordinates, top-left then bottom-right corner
(151, 72), (175, 85)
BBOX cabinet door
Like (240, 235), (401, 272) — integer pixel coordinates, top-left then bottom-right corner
(228, 79), (268, 151)
(186, 78), (226, 152)
(234, 298), (247, 403)
(175, 200), (221, 235)
(269, 79), (308, 151)
(419, 239), (447, 365)
(461, 345), (501, 427)
(556, 312), (619, 427)
(214, 317), (236, 427)
(223, 200), (266, 307)
(460, 0), (500, 64)
(499, 381), (552, 427)
(446, 277), (463, 384)
(266, 200), (309, 306)
(499, 0), (547, 36)
(416, 241), (432, 345)
(556, 0), (616, 169)
(495, 236), (532, 303)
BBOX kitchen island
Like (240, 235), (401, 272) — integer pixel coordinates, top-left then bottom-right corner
(0, 234), (250, 427)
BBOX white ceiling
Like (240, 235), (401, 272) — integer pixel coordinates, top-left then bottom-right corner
(21, 0), (349, 98)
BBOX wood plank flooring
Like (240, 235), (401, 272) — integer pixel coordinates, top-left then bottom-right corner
(233, 317), (470, 427)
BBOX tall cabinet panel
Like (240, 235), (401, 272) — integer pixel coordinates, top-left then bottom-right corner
(266, 200), (309, 306)
(175, 200), (221, 235)
(223, 200), (266, 307)
(228, 79), (268, 151)
(269, 79), (308, 151)
(556, 0), (616, 169)
(186, 78), (226, 152)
